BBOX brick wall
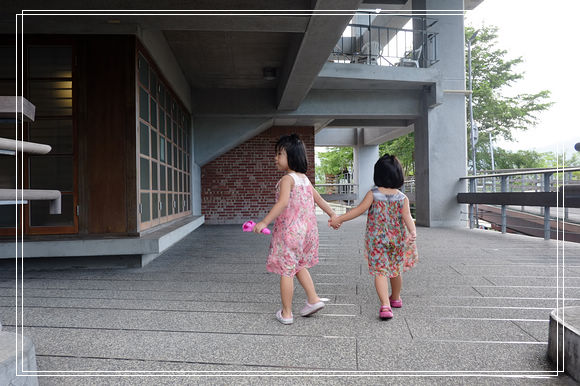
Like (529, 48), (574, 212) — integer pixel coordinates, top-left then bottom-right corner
(201, 126), (315, 224)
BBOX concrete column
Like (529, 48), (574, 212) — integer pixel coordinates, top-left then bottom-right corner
(413, 0), (467, 227)
(353, 128), (379, 203)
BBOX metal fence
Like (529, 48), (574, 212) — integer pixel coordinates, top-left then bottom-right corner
(330, 14), (439, 68)
(458, 167), (580, 239)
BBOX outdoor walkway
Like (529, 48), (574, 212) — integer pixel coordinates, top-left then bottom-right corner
(1, 217), (580, 385)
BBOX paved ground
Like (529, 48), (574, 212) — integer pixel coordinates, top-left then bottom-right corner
(1, 216), (580, 385)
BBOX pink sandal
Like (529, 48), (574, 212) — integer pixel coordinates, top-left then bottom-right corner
(389, 296), (402, 308)
(379, 305), (393, 319)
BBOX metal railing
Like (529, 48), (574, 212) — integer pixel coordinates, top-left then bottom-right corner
(458, 167), (580, 239)
(330, 14), (439, 68)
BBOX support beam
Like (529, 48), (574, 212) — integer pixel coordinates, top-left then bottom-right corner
(276, 0), (363, 110)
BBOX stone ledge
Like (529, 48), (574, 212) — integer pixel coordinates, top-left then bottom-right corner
(0, 331), (38, 386)
(548, 306), (580, 382)
(0, 215), (204, 267)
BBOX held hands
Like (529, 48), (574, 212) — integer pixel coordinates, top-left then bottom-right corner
(328, 214), (342, 230)
(406, 231), (417, 244)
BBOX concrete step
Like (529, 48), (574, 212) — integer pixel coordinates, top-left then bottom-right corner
(0, 331), (38, 386)
(548, 307), (580, 382)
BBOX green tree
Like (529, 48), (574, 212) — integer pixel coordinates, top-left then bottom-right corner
(315, 146), (353, 184)
(379, 132), (415, 176)
(466, 25), (553, 171)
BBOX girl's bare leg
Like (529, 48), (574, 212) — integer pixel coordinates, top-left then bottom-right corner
(296, 268), (321, 304)
(390, 274), (402, 300)
(280, 276), (294, 318)
(374, 275), (390, 306)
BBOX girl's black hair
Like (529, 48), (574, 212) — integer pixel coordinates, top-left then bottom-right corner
(374, 154), (404, 188)
(275, 134), (308, 173)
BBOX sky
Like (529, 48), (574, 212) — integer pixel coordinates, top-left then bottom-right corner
(465, 0), (579, 157)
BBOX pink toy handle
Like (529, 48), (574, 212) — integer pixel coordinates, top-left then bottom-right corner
(242, 221), (271, 235)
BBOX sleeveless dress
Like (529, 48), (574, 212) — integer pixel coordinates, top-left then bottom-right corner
(365, 187), (418, 278)
(266, 173), (319, 277)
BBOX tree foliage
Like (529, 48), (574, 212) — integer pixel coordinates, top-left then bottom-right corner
(466, 25), (553, 170)
(379, 132), (415, 176)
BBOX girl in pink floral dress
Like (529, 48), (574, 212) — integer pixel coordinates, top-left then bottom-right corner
(254, 134), (338, 325)
(330, 154), (418, 320)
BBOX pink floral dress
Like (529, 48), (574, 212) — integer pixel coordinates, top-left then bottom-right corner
(266, 173), (319, 277)
(365, 188), (418, 278)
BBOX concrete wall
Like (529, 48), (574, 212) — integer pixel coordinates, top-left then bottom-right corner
(201, 126), (315, 224)
(414, 0), (467, 227)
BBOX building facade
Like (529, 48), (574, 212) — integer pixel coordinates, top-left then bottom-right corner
(0, 0), (481, 265)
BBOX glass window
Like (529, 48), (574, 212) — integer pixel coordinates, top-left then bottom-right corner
(167, 142), (172, 166)
(138, 55), (149, 89)
(159, 111), (165, 136)
(150, 71), (158, 100)
(151, 161), (158, 190)
(151, 99), (157, 128)
(173, 145), (178, 168)
(0, 205), (16, 228)
(29, 80), (72, 117)
(29, 46), (71, 78)
(152, 193), (158, 220)
(140, 193), (150, 222)
(140, 157), (150, 190)
(29, 119), (73, 154)
(151, 131), (158, 160)
(159, 137), (165, 162)
(29, 156), (73, 191)
(159, 84), (165, 110)
(167, 167), (172, 191)
(168, 193), (173, 215)
(139, 122), (149, 156)
(139, 87), (149, 122)
(174, 169), (179, 192)
(160, 193), (166, 217)
(160, 165), (166, 191)
(30, 193), (74, 227)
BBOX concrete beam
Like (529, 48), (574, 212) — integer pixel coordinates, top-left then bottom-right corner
(193, 117), (273, 166)
(315, 128), (357, 146)
(328, 118), (411, 127)
(276, 0), (363, 110)
(363, 125), (413, 145)
(192, 88), (423, 119)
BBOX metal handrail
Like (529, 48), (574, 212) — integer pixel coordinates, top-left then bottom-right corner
(460, 167), (580, 180)
(458, 167), (580, 239)
(331, 15), (439, 68)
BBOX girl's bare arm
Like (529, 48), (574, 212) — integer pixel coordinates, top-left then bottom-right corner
(254, 175), (293, 233)
(329, 190), (373, 227)
(402, 196), (417, 241)
(312, 187), (336, 218)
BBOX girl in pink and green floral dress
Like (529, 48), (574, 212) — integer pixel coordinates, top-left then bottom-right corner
(254, 134), (338, 325)
(330, 154), (418, 320)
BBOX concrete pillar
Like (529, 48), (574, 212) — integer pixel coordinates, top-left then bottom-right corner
(353, 128), (379, 203)
(413, 0), (467, 227)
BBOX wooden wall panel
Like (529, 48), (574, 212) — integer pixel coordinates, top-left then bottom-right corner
(80, 36), (137, 235)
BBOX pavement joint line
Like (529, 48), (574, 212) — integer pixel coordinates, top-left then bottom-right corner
(35, 354), (340, 371)
(0, 285), (354, 296)
(431, 317), (548, 322)
(403, 317), (414, 340)
(448, 265), (463, 275)
(415, 339), (548, 345)
(430, 306), (554, 310)
(510, 320), (542, 342)
(482, 276), (497, 286)
(4, 324), (358, 340)
(0, 305), (358, 316)
(471, 286), (485, 297)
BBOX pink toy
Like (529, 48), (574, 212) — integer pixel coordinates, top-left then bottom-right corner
(242, 221), (271, 235)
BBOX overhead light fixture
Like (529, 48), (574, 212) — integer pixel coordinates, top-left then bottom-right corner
(262, 67), (277, 80)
